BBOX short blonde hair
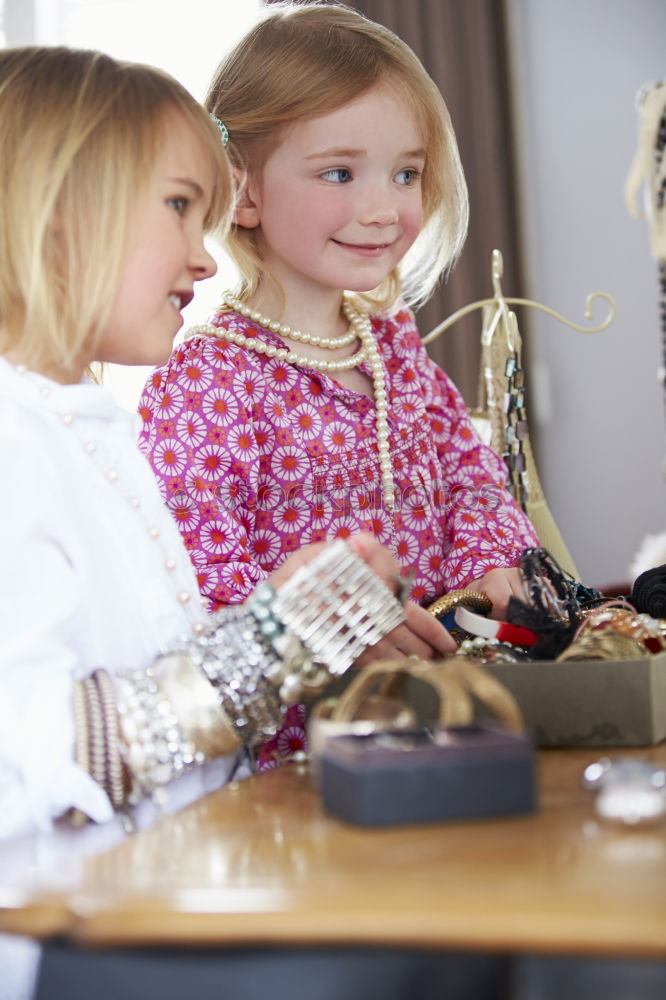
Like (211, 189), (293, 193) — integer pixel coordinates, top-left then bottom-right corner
(0, 46), (232, 374)
(206, 1), (468, 313)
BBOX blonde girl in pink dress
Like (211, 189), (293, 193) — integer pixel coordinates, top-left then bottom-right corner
(138, 2), (538, 768)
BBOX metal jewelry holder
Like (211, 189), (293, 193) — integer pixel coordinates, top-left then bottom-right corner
(422, 249), (616, 580)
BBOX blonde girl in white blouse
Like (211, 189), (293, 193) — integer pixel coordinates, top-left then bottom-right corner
(0, 44), (455, 843)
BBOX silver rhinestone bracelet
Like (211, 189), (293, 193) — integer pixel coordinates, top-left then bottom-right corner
(182, 605), (285, 747)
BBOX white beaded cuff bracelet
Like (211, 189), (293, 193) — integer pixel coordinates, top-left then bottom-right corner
(249, 540), (408, 704)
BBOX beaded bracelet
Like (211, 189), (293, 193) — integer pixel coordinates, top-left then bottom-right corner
(71, 664), (231, 821)
(94, 668), (127, 810)
(70, 669), (130, 823)
(114, 664), (210, 808)
(82, 673), (106, 790)
(68, 544), (411, 822)
(247, 581), (331, 704)
(69, 612), (288, 823)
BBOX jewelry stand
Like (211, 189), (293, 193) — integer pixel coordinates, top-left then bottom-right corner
(423, 249), (616, 580)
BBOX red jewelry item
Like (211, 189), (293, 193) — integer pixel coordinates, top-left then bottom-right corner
(454, 606), (538, 648)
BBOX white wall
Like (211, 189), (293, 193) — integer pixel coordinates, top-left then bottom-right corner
(506, 0), (666, 587)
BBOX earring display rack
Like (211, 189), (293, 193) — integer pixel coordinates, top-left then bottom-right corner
(423, 249), (616, 580)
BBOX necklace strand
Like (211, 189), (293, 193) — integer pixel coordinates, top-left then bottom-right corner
(222, 292), (359, 348)
(189, 295), (395, 510)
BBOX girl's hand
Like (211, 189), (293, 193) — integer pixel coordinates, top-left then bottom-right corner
(353, 600), (456, 667)
(267, 540), (329, 590)
(469, 567), (525, 619)
(267, 532), (456, 664)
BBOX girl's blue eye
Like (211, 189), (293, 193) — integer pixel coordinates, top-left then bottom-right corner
(320, 168), (352, 183)
(395, 168), (420, 186)
(168, 196), (188, 216)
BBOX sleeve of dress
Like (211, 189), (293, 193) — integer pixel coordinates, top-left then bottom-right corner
(409, 315), (539, 590)
(0, 435), (113, 839)
(137, 336), (268, 609)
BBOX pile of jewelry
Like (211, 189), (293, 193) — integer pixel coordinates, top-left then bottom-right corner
(428, 547), (666, 666)
(70, 541), (409, 825)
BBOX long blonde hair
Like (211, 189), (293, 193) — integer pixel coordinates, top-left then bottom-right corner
(206, 1), (468, 314)
(0, 46), (232, 374)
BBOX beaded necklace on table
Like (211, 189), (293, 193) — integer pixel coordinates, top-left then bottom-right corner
(189, 292), (396, 513)
(14, 363), (208, 638)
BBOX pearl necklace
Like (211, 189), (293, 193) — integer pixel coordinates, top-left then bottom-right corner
(189, 295), (395, 510)
(222, 292), (359, 348)
(191, 296), (367, 373)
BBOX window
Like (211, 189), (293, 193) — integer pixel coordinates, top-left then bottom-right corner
(3, 0), (261, 407)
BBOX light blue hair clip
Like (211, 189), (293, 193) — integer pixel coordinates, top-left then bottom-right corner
(210, 114), (229, 147)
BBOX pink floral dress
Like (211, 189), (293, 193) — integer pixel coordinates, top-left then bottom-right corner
(138, 304), (538, 768)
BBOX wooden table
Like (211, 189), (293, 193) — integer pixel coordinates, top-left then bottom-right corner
(1, 746), (665, 959)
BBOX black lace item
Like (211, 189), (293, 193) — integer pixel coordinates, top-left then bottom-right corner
(504, 547), (605, 660)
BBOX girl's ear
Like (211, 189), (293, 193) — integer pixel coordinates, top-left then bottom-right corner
(233, 168), (261, 229)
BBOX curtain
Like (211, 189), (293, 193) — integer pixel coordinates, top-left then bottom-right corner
(351, 0), (523, 403)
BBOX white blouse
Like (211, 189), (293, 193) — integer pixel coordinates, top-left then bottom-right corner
(0, 359), (240, 840)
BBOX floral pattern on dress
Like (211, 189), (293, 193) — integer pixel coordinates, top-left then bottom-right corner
(255, 704), (308, 771)
(138, 304), (539, 768)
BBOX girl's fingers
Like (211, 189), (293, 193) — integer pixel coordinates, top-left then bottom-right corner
(470, 567), (524, 619)
(346, 532), (402, 589)
(268, 541), (327, 589)
(404, 603), (457, 655)
(354, 606), (456, 668)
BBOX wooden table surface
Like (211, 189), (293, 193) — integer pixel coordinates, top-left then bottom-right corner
(1, 746), (665, 957)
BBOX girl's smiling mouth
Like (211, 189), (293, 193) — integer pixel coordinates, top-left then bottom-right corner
(331, 239), (392, 256)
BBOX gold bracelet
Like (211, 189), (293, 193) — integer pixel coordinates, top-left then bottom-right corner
(578, 605), (666, 654)
(155, 653), (243, 759)
(427, 589), (492, 619)
(556, 631), (649, 662)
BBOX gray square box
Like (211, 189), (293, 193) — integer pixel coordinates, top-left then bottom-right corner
(483, 652), (666, 746)
(320, 725), (535, 827)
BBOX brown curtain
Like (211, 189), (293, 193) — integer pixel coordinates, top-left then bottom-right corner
(265, 0), (524, 405)
(351, 0), (523, 403)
